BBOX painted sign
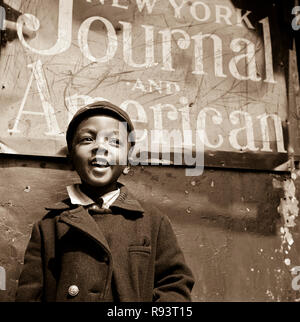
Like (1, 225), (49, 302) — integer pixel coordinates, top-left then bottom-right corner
(0, 0), (290, 169)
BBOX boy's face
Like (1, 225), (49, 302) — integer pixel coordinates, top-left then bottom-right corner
(70, 115), (129, 188)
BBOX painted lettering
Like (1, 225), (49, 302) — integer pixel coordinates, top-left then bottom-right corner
(229, 111), (259, 151)
(120, 100), (148, 143)
(229, 38), (261, 82)
(192, 33), (226, 78)
(215, 4), (233, 25)
(61, 93), (287, 154)
(257, 113), (287, 153)
(190, 1), (211, 22)
(65, 94), (109, 122)
(120, 22), (157, 68)
(159, 28), (190, 71)
(136, 0), (158, 14)
(169, 0), (188, 19)
(197, 107), (224, 149)
(236, 9), (255, 29)
(130, 79), (180, 94)
(149, 103), (178, 145)
(17, 0), (73, 55)
(8, 60), (62, 136)
(179, 97), (194, 149)
(132, 78), (147, 92)
(78, 16), (118, 63)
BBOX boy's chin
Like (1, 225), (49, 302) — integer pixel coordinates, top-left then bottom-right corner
(86, 176), (117, 188)
(81, 180), (118, 192)
(85, 172), (123, 188)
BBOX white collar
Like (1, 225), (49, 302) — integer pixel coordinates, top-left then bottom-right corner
(66, 184), (120, 209)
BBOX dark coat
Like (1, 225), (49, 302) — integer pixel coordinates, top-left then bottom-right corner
(16, 185), (194, 302)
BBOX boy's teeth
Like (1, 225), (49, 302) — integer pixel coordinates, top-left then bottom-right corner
(92, 161), (109, 167)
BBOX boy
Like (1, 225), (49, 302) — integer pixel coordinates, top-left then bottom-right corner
(16, 101), (195, 302)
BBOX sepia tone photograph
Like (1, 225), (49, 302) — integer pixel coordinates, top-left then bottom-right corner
(0, 0), (300, 307)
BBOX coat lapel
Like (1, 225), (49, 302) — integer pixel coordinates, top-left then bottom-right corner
(110, 185), (145, 214)
(47, 183), (144, 255)
(58, 206), (111, 254)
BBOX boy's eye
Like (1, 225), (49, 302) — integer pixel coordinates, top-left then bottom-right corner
(79, 137), (94, 143)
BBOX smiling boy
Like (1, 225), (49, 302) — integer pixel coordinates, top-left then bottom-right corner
(16, 101), (194, 302)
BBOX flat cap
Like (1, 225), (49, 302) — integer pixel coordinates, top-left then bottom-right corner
(66, 101), (135, 152)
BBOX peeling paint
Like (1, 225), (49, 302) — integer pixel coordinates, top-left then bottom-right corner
(280, 227), (294, 248)
(274, 164), (300, 300)
(278, 180), (299, 228)
(274, 178), (299, 255)
(266, 289), (275, 300)
(186, 207), (192, 215)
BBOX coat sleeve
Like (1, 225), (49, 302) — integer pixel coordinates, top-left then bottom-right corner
(153, 215), (195, 302)
(15, 222), (44, 302)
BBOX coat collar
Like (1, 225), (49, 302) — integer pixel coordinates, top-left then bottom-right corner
(58, 206), (111, 254)
(45, 183), (145, 214)
(110, 185), (145, 214)
(45, 183), (144, 255)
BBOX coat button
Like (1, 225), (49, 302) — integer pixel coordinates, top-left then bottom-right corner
(68, 285), (79, 297)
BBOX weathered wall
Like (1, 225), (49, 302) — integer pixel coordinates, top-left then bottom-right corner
(0, 155), (300, 302)
(0, 0), (299, 303)
(0, 0), (292, 162)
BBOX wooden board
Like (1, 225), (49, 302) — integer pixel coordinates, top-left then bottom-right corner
(0, 0), (294, 170)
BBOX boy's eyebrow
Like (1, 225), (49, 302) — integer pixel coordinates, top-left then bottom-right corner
(76, 128), (121, 136)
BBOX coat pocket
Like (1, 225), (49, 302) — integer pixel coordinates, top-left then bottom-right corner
(128, 245), (151, 253)
(128, 245), (151, 301)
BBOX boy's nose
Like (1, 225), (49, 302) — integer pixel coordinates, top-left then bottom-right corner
(92, 140), (108, 155)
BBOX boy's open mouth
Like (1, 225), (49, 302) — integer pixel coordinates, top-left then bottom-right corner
(91, 158), (110, 168)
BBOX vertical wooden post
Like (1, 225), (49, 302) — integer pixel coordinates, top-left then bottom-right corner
(287, 1), (300, 169)
(0, 0), (3, 56)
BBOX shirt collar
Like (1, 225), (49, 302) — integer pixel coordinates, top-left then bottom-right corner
(66, 184), (120, 209)
(45, 183), (144, 215)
